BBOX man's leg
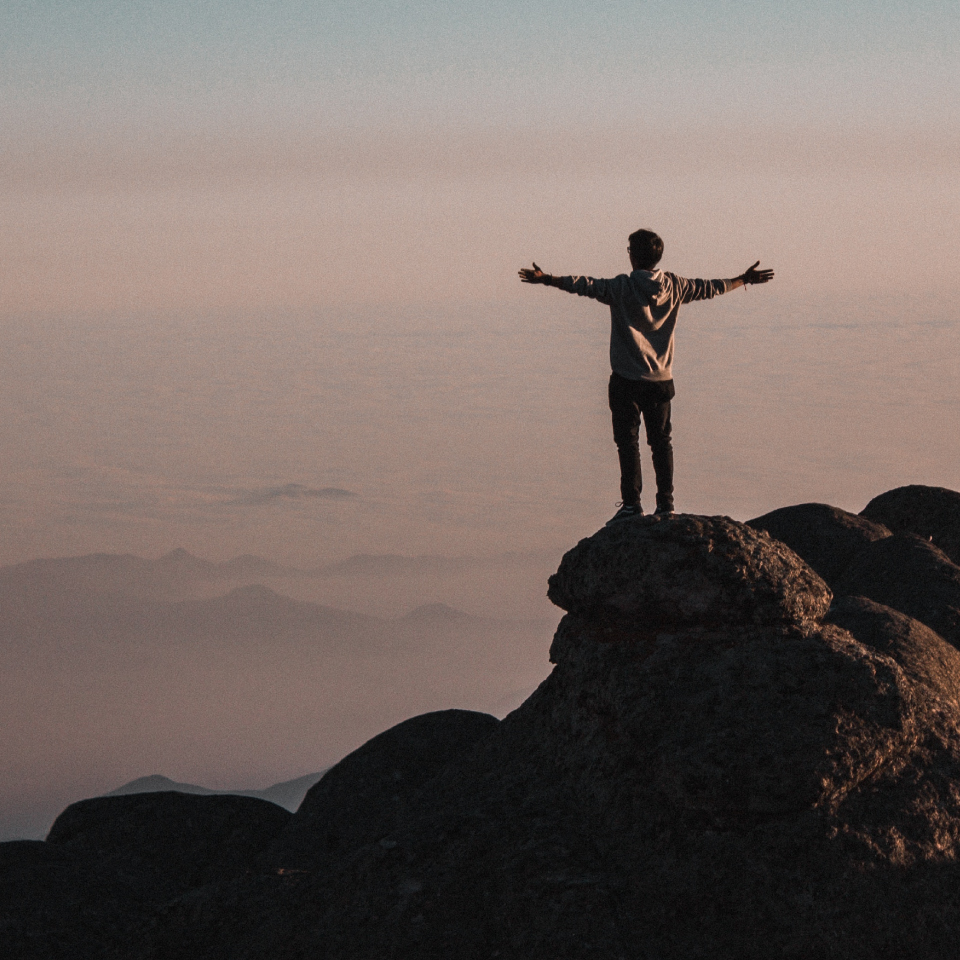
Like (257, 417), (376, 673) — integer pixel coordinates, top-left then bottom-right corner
(608, 373), (643, 508)
(639, 381), (675, 513)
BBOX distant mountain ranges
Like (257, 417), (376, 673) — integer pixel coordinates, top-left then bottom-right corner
(0, 543), (556, 844)
(0, 546), (557, 601)
(105, 772), (328, 813)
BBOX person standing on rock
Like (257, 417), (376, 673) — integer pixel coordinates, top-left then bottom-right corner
(519, 229), (773, 524)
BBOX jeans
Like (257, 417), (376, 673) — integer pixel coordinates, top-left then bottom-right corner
(608, 372), (675, 511)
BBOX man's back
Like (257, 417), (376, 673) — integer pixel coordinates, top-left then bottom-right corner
(555, 269), (732, 382)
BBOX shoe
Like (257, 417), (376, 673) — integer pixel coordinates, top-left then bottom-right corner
(654, 506), (675, 517)
(606, 504), (642, 526)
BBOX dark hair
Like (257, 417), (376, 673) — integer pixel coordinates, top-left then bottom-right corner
(628, 229), (663, 269)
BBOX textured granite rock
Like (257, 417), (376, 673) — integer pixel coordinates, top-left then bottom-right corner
(862, 484), (960, 566)
(135, 513), (960, 959)
(836, 534), (960, 651)
(547, 514), (831, 629)
(47, 792), (290, 902)
(826, 595), (960, 710)
(0, 840), (142, 960)
(13, 503), (960, 960)
(263, 709), (499, 871)
(747, 502), (892, 584)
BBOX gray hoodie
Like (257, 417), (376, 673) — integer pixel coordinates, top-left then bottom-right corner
(556, 269), (732, 382)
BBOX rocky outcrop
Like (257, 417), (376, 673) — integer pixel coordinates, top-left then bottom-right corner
(138, 511), (960, 959)
(46, 792), (290, 900)
(9, 488), (960, 959)
(825, 595), (960, 710)
(263, 709), (499, 871)
(748, 497), (960, 653)
(747, 502), (892, 583)
(548, 514), (831, 628)
(836, 534), (960, 650)
(2, 793), (289, 959)
(862, 484), (960, 565)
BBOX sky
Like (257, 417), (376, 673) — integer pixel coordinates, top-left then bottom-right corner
(1, 0), (959, 564)
(1, 0), (959, 838)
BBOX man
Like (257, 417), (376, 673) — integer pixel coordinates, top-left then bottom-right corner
(519, 229), (773, 524)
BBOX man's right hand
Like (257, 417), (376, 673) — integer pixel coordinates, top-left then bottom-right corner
(519, 262), (549, 284)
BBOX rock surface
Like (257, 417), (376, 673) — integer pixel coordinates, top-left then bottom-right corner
(862, 484), (960, 565)
(826, 595), (960, 710)
(263, 709), (499, 871)
(548, 514), (831, 628)
(10, 492), (960, 959)
(747, 502), (892, 584)
(1, 793), (290, 959)
(836, 533), (960, 650)
(47, 791), (290, 900)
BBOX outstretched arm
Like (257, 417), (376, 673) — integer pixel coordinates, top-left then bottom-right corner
(518, 262), (563, 287)
(726, 261), (775, 291)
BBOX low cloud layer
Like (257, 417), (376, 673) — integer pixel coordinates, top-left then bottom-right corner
(232, 484), (358, 506)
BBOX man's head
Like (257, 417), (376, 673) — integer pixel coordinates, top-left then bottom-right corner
(628, 229), (663, 271)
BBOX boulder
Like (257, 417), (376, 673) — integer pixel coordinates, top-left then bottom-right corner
(747, 502), (892, 584)
(264, 708), (499, 871)
(836, 534), (960, 651)
(861, 484), (960, 565)
(0, 840), (147, 960)
(47, 791), (290, 901)
(826, 595), (960, 709)
(547, 514), (831, 629)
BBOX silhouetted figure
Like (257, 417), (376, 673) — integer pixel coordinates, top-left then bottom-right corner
(520, 229), (773, 523)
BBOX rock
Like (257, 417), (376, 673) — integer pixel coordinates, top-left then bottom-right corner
(0, 840), (148, 960)
(47, 791), (290, 901)
(547, 514), (831, 629)
(3, 793), (291, 958)
(826, 595), (960, 709)
(861, 484), (960, 565)
(835, 534), (960, 651)
(263, 709), (499, 871)
(747, 502), (892, 584)
(141, 515), (960, 959)
(18, 511), (960, 959)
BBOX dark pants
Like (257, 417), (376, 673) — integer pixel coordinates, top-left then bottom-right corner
(608, 372), (675, 511)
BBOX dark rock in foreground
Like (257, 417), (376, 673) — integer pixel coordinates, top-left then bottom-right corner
(263, 709), (499, 871)
(836, 533), (960, 651)
(862, 484), (960, 566)
(825, 595), (960, 710)
(47, 792), (290, 902)
(747, 501), (892, 584)
(10, 490), (960, 959)
(1, 794), (289, 959)
(140, 512), (960, 959)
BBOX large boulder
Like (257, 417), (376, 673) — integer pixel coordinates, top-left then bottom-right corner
(264, 709), (499, 871)
(747, 502), (892, 584)
(836, 534), (960, 651)
(547, 514), (831, 629)
(861, 484), (960, 565)
(47, 792), (290, 901)
(826, 595), (960, 710)
(0, 840), (140, 960)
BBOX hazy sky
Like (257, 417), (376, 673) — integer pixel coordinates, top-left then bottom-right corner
(1, 0), (959, 840)
(2, 0), (958, 565)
